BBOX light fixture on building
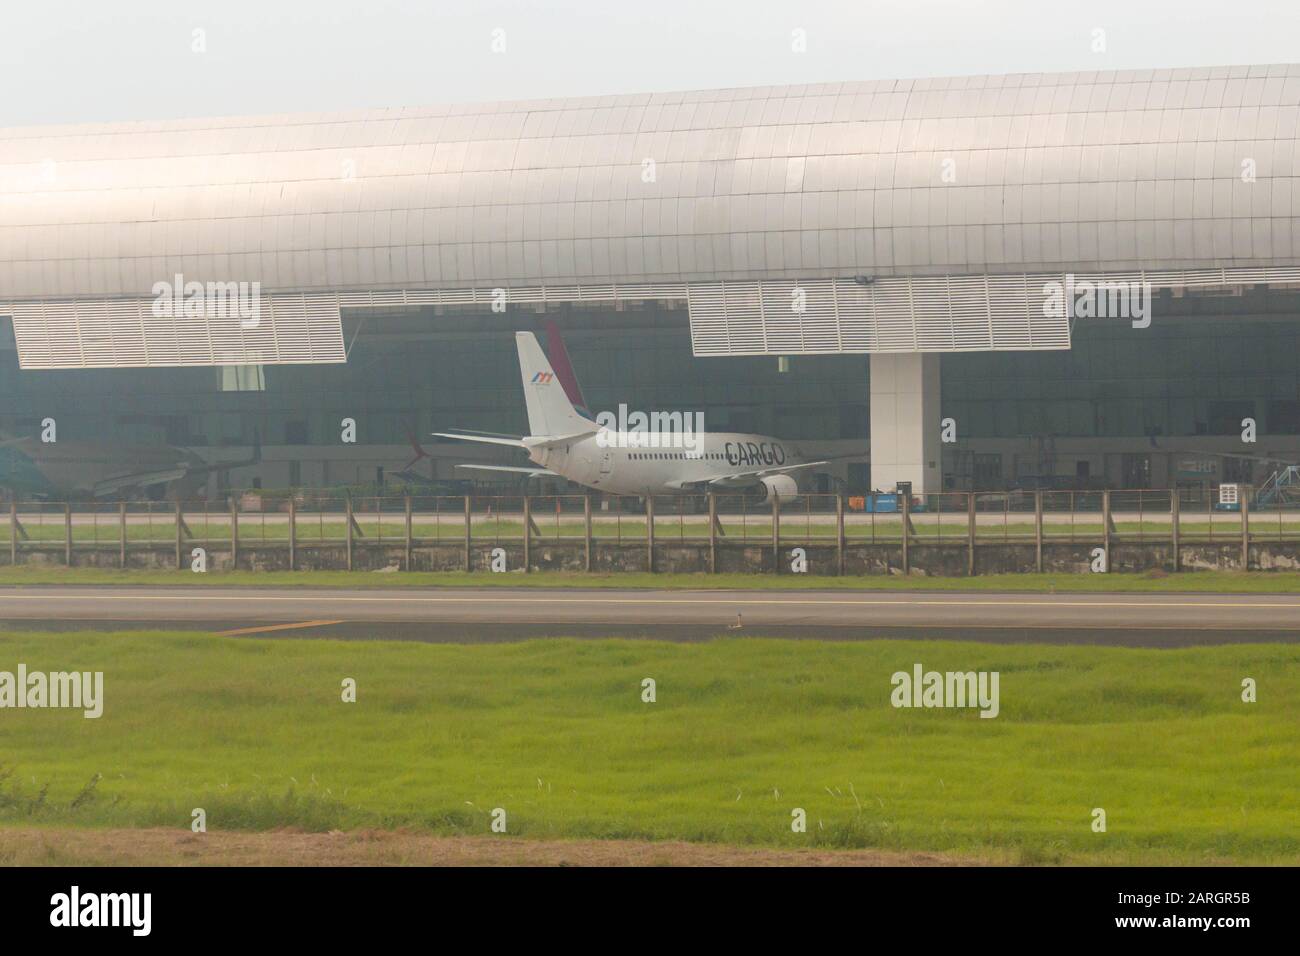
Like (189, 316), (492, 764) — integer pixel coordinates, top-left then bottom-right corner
(778, 356), (790, 373)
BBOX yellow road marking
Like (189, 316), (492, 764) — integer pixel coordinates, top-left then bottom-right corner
(216, 619), (343, 636)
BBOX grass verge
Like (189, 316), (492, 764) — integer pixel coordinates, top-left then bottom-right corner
(0, 629), (1296, 864)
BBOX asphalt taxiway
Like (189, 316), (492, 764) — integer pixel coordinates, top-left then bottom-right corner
(1, 585), (1297, 646)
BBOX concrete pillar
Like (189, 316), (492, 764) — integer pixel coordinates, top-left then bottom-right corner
(869, 353), (941, 493)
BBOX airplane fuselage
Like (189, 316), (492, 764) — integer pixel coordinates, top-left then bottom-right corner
(526, 430), (807, 495)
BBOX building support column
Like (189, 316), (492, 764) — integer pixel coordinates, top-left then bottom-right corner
(869, 353), (941, 494)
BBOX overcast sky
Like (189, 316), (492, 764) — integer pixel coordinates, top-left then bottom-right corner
(2, 0), (1298, 126)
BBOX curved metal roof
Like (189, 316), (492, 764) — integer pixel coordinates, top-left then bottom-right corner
(1, 63), (1298, 302)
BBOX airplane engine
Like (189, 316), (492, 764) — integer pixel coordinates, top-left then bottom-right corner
(759, 474), (799, 503)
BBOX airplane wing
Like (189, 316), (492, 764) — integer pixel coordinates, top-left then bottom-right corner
(665, 459), (837, 491)
(455, 464), (555, 477)
(809, 450), (869, 463)
(92, 467), (191, 497)
(177, 430), (263, 478)
(1175, 448), (1297, 466)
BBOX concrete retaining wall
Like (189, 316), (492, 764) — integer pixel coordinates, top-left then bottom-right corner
(8, 537), (1300, 575)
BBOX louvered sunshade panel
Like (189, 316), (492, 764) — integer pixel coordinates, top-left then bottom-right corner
(4, 265), (1297, 367)
(684, 266), (1300, 356)
(3, 294), (345, 369)
(689, 275), (1054, 357)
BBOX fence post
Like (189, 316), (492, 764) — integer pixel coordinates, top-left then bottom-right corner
(771, 493), (780, 573)
(119, 501), (127, 569)
(1241, 487), (1250, 571)
(900, 492), (910, 575)
(708, 493), (718, 574)
(10, 499), (17, 566)
(1034, 491), (1044, 573)
(1102, 490), (1111, 569)
(288, 498), (297, 571)
(175, 501), (183, 570)
(1170, 491), (1180, 572)
(344, 493), (353, 572)
(836, 493), (845, 576)
(464, 495), (472, 572)
(230, 496), (239, 570)
(522, 496), (531, 573)
(404, 495), (413, 571)
(646, 496), (655, 572)
(967, 492), (976, 576)
(64, 502), (72, 566)
(583, 494), (593, 572)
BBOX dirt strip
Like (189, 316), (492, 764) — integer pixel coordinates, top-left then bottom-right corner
(0, 827), (997, 867)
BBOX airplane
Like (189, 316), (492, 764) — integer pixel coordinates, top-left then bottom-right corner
(434, 326), (856, 499)
(0, 431), (261, 500)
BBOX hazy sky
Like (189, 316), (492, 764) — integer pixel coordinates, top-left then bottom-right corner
(2, 0), (1298, 126)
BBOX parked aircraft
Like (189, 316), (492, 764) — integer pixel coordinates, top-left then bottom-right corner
(0, 432), (260, 500)
(435, 329), (854, 498)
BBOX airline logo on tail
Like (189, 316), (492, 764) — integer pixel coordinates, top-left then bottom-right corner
(531, 372), (555, 384)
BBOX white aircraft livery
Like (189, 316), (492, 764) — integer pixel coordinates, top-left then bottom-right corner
(434, 330), (850, 498)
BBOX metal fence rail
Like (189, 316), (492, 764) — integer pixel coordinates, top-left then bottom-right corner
(3, 486), (1292, 573)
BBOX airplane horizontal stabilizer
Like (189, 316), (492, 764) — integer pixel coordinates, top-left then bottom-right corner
(527, 428), (599, 447)
(432, 432), (526, 448)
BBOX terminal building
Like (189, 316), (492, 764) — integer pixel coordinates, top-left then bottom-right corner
(1, 63), (1299, 497)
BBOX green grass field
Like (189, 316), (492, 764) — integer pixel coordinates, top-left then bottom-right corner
(3, 565), (1300, 592)
(1, 629), (1297, 864)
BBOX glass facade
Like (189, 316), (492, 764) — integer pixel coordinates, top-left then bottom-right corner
(1, 294), (1298, 494)
(0, 309), (872, 450)
(944, 315), (1300, 440)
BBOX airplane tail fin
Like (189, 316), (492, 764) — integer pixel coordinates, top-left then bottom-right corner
(543, 320), (593, 420)
(517, 331), (595, 438)
(402, 425), (430, 471)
